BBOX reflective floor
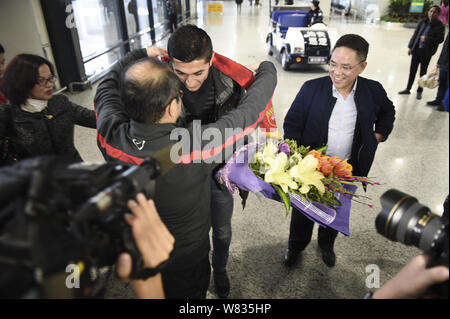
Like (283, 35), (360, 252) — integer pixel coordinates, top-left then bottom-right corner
(68, 1), (449, 298)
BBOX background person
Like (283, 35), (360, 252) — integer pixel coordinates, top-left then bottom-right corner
(398, 5), (445, 100)
(1, 54), (96, 163)
(438, 0), (449, 25)
(283, 34), (396, 269)
(426, 33), (449, 111)
(306, 0), (324, 27)
(0, 44), (6, 105)
(165, 0), (179, 34)
(235, 0), (243, 15)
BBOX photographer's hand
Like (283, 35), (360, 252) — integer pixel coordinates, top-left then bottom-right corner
(116, 193), (175, 299)
(372, 254), (449, 299)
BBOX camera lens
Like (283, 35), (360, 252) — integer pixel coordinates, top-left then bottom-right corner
(376, 189), (446, 252)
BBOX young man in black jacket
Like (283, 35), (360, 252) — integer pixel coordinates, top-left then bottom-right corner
(167, 25), (248, 298)
(399, 5), (445, 100)
(94, 48), (277, 298)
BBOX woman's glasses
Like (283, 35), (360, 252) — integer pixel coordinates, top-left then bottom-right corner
(37, 75), (57, 87)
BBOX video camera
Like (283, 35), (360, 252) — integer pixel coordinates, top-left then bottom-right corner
(0, 154), (169, 298)
(376, 189), (449, 298)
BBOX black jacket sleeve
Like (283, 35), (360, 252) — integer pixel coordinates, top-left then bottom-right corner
(54, 94), (96, 128)
(69, 101), (96, 129)
(425, 20), (445, 50)
(408, 20), (423, 49)
(372, 81), (396, 141)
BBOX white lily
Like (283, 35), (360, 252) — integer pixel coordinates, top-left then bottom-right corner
(264, 152), (298, 193)
(289, 154), (325, 194)
(261, 142), (278, 167)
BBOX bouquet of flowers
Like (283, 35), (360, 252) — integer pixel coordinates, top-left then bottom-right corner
(217, 139), (379, 236)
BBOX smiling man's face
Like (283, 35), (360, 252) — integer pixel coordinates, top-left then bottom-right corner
(329, 46), (366, 94)
(171, 58), (212, 92)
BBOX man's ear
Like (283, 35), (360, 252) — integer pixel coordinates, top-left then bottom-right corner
(359, 61), (368, 74)
(167, 97), (179, 119)
(209, 52), (215, 67)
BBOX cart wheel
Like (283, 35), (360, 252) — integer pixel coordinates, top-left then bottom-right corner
(281, 51), (289, 70)
(266, 37), (273, 56)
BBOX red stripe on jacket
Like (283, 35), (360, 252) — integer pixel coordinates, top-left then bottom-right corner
(96, 53), (277, 165)
(178, 98), (274, 164)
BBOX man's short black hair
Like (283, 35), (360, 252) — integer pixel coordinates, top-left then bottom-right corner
(0, 44), (4, 54)
(167, 24), (213, 63)
(2, 54), (55, 106)
(121, 58), (183, 124)
(333, 34), (369, 62)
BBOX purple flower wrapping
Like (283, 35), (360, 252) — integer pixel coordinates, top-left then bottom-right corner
(216, 143), (355, 236)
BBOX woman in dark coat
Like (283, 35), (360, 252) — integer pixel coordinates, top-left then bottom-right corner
(0, 54), (96, 164)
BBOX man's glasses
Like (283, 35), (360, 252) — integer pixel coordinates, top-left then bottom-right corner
(328, 61), (365, 72)
(37, 75), (57, 87)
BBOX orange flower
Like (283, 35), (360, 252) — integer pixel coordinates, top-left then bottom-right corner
(334, 159), (353, 177)
(307, 150), (322, 159)
(318, 156), (334, 176)
(328, 156), (342, 166)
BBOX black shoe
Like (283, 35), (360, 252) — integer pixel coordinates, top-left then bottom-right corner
(283, 249), (301, 267)
(416, 91), (422, 100)
(427, 100), (442, 106)
(321, 249), (336, 267)
(437, 105), (446, 112)
(213, 271), (230, 299)
(398, 89), (411, 95)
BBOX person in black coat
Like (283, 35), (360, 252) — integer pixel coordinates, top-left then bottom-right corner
(307, 0), (324, 26)
(165, 0), (178, 34)
(94, 47), (277, 298)
(0, 54), (96, 165)
(235, 0), (243, 14)
(427, 33), (449, 111)
(283, 34), (395, 268)
(399, 5), (445, 100)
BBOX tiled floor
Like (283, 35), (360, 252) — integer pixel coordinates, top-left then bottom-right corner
(67, 1), (449, 298)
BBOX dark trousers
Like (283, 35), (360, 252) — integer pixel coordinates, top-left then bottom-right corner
(211, 179), (234, 273)
(168, 13), (177, 33)
(162, 256), (211, 299)
(436, 67), (449, 101)
(407, 48), (432, 93)
(288, 208), (338, 252)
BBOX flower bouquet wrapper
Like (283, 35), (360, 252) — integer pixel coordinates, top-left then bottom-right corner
(217, 143), (356, 236)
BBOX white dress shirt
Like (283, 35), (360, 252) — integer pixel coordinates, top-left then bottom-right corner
(327, 80), (358, 160)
